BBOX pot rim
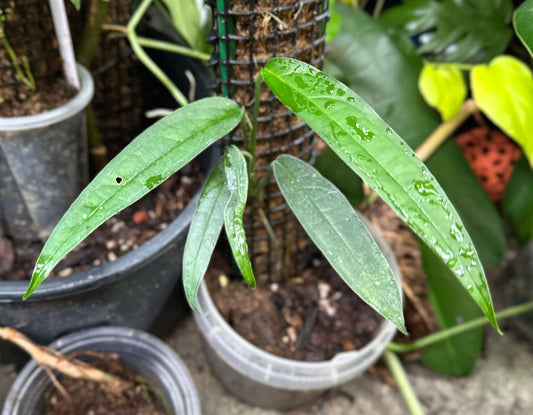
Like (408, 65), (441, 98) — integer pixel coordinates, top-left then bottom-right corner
(0, 190), (199, 301)
(0, 64), (94, 131)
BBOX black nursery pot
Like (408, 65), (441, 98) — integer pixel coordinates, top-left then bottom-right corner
(2, 326), (200, 415)
(0, 147), (218, 362)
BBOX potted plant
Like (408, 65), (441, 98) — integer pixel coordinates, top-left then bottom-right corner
(19, 1), (509, 412)
(0, 0), (216, 361)
(1, 326), (200, 414)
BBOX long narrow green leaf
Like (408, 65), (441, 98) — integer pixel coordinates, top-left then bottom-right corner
(25, 97), (244, 298)
(419, 242), (484, 376)
(262, 57), (499, 332)
(223, 145), (255, 288)
(274, 155), (405, 333)
(183, 158), (230, 311)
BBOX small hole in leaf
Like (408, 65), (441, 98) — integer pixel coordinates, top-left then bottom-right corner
(115, 177), (123, 185)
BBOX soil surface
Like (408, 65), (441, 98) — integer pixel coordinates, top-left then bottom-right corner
(41, 353), (165, 415)
(0, 167), (202, 281)
(207, 248), (383, 361)
(0, 1), (74, 117)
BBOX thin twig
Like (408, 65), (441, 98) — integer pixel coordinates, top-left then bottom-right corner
(415, 99), (478, 162)
(0, 327), (132, 394)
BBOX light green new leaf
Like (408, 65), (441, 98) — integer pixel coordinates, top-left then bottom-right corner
(514, 0), (533, 57)
(183, 158), (230, 312)
(419, 64), (466, 121)
(262, 57), (499, 332)
(471, 55), (533, 167)
(157, 0), (212, 53)
(274, 155), (405, 333)
(25, 97), (243, 298)
(223, 145), (255, 288)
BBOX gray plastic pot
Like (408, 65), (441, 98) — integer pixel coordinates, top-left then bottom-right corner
(194, 213), (401, 411)
(0, 146), (219, 362)
(0, 64), (93, 241)
(2, 326), (200, 415)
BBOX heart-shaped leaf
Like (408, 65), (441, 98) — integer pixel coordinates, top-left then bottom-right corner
(25, 97), (244, 298)
(514, 0), (533, 57)
(419, 63), (466, 121)
(471, 55), (533, 167)
(183, 158), (230, 311)
(274, 155), (405, 333)
(263, 57), (499, 332)
(224, 145), (255, 288)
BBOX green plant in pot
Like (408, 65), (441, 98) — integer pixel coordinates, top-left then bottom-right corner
(0, 0), (214, 359)
(23, 55), (501, 402)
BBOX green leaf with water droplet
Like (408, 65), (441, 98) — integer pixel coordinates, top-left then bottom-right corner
(223, 145), (255, 288)
(471, 55), (533, 167)
(514, 0), (533, 57)
(274, 155), (405, 333)
(183, 158), (230, 312)
(24, 97), (244, 299)
(419, 242), (484, 376)
(263, 57), (499, 332)
(418, 63), (466, 121)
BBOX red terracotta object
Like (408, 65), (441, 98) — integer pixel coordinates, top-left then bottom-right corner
(456, 127), (522, 203)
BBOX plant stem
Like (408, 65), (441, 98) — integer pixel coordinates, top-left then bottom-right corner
(415, 99), (478, 162)
(383, 350), (425, 415)
(387, 300), (533, 353)
(0, 28), (36, 92)
(137, 37), (211, 61)
(257, 207), (283, 281)
(127, 0), (188, 107)
(0, 327), (131, 393)
(76, 0), (109, 68)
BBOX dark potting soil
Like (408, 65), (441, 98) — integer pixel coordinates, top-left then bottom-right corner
(0, 166), (203, 281)
(206, 249), (383, 362)
(41, 353), (166, 415)
(0, 78), (77, 118)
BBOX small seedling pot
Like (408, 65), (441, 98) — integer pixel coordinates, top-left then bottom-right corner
(0, 64), (93, 241)
(2, 326), (200, 415)
(194, 213), (401, 411)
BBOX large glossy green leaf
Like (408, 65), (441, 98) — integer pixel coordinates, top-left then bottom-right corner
(419, 243), (484, 376)
(471, 55), (533, 167)
(183, 158), (230, 311)
(323, 5), (506, 268)
(25, 97), (243, 298)
(380, 0), (513, 63)
(427, 141), (506, 269)
(223, 145), (255, 288)
(323, 4), (439, 146)
(514, 0), (533, 57)
(262, 57), (499, 331)
(273, 155), (405, 332)
(502, 156), (533, 244)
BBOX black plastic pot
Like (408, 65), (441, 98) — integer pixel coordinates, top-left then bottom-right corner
(2, 326), (200, 415)
(0, 147), (218, 362)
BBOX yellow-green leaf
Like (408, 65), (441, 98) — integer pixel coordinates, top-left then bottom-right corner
(471, 55), (533, 167)
(419, 64), (466, 121)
